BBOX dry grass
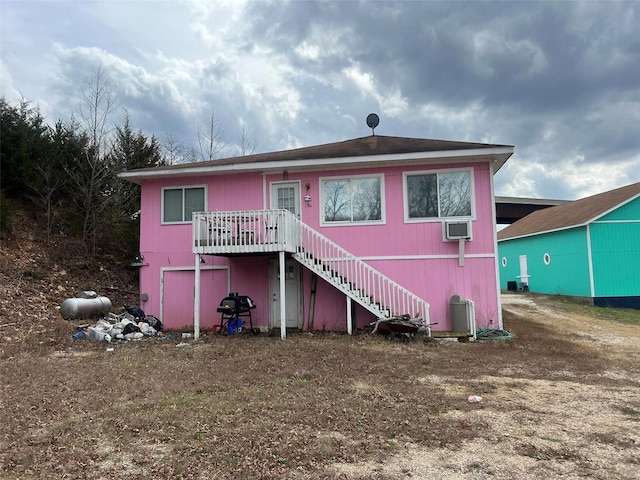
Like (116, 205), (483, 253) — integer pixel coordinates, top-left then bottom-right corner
(2, 215), (640, 479)
(1, 295), (640, 479)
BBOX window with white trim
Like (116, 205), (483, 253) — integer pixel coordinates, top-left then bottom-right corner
(162, 186), (205, 223)
(404, 169), (473, 221)
(321, 175), (384, 225)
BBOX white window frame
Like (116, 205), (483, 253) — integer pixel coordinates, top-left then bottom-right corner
(403, 167), (475, 223)
(319, 173), (385, 227)
(161, 185), (207, 224)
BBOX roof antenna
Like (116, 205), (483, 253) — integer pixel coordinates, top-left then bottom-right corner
(366, 113), (379, 136)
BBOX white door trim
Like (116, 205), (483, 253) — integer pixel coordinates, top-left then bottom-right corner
(270, 180), (302, 220)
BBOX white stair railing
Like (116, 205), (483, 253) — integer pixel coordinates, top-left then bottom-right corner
(193, 210), (430, 331)
(288, 214), (430, 330)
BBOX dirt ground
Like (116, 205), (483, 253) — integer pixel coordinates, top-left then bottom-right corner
(1, 221), (639, 479)
(1, 290), (639, 479)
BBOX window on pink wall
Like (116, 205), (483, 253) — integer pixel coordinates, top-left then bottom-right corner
(404, 168), (474, 222)
(320, 174), (384, 226)
(162, 186), (206, 223)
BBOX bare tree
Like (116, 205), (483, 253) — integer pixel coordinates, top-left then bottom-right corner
(351, 178), (381, 221)
(235, 125), (258, 156)
(407, 174), (438, 218)
(323, 180), (351, 221)
(161, 132), (190, 165)
(439, 172), (471, 217)
(68, 67), (121, 254)
(77, 66), (119, 158)
(197, 108), (226, 161)
(29, 121), (73, 243)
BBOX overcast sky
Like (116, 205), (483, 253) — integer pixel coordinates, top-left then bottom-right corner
(2, 0), (639, 200)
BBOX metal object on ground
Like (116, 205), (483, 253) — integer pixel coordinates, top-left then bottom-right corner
(60, 295), (112, 320)
(370, 314), (431, 339)
(216, 293), (258, 335)
(450, 294), (471, 333)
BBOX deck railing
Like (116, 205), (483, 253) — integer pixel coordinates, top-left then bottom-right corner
(193, 209), (430, 329)
(193, 210), (299, 254)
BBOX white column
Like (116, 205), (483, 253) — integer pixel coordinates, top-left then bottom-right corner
(346, 296), (352, 335)
(586, 224), (595, 298)
(279, 250), (286, 339)
(489, 160), (504, 330)
(194, 254), (201, 339)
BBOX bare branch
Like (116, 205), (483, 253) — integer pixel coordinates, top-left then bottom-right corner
(197, 108), (226, 161)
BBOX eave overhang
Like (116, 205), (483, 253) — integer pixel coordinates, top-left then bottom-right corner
(118, 146), (514, 184)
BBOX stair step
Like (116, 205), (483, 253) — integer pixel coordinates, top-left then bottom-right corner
(292, 243), (427, 325)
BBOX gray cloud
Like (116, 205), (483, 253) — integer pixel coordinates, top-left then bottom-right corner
(1, 0), (639, 200)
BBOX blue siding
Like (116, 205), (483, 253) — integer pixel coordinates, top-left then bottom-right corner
(590, 221), (640, 297)
(498, 227), (591, 296)
(597, 197), (640, 221)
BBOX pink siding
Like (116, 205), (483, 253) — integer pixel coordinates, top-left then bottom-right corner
(162, 269), (229, 330)
(137, 161), (500, 332)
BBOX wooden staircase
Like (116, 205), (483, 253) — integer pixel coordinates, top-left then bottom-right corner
(193, 210), (431, 334)
(289, 214), (431, 334)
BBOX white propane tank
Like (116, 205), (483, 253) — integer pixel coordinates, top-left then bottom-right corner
(60, 296), (112, 320)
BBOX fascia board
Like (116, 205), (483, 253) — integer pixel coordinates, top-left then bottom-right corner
(497, 223), (588, 242)
(118, 146), (514, 183)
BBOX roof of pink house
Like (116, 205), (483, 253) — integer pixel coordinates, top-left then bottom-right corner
(119, 135), (514, 183)
(498, 181), (640, 240)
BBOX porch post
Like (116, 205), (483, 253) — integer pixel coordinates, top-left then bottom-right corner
(346, 296), (352, 335)
(279, 250), (286, 339)
(194, 253), (201, 339)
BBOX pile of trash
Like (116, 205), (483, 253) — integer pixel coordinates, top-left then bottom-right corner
(73, 306), (163, 343)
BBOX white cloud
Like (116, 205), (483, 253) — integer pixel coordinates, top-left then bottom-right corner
(0, 59), (21, 103)
(2, 0), (639, 201)
(498, 152), (640, 201)
(185, 0), (249, 49)
(343, 64), (408, 118)
(294, 41), (322, 61)
(418, 101), (485, 139)
(51, 44), (203, 118)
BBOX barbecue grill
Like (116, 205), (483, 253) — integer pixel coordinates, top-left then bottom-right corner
(216, 293), (258, 335)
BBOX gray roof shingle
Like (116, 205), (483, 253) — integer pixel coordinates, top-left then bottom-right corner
(124, 135), (513, 174)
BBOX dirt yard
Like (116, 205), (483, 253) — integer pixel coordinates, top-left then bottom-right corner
(1, 288), (638, 479)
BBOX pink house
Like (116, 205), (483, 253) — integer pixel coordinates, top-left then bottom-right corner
(119, 135), (513, 338)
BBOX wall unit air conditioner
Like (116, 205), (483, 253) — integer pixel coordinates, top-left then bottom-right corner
(444, 220), (472, 241)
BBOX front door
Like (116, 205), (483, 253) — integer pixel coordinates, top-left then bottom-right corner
(270, 181), (301, 219)
(268, 258), (302, 329)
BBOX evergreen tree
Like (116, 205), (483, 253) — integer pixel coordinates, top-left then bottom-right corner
(0, 97), (50, 198)
(103, 113), (164, 257)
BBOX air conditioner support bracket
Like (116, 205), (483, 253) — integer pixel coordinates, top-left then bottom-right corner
(458, 238), (465, 267)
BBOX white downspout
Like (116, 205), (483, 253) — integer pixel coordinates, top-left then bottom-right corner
(346, 296), (352, 335)
(489, 161), (504, 330)
(194, 254), (201, 339)
(586, 224), (595, 298)
(279, 250), (286, 339)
